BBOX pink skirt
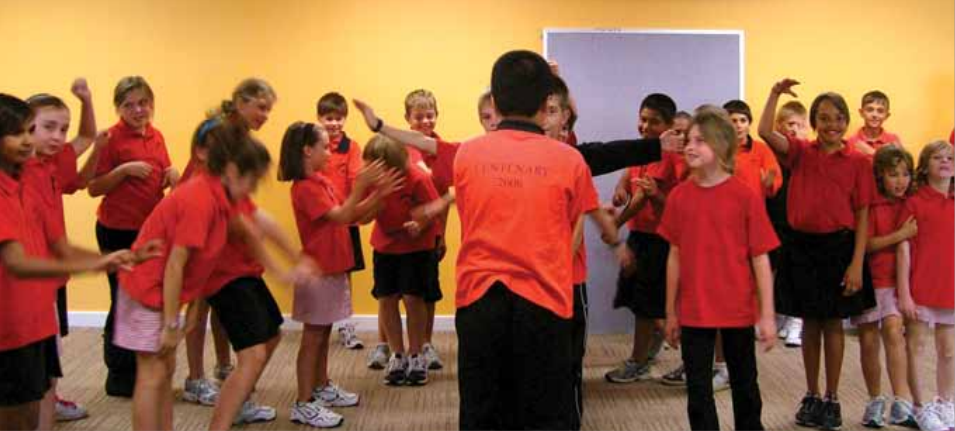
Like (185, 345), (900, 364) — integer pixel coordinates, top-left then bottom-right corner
(292, 274), (352, 326)
(916, 305), (955, 326)
(851, 287), (901, 325)
(113, 288), (179, 353)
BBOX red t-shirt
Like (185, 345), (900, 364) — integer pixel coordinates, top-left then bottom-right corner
(291, 173), (354, 275)
(371, 165), (440, 254)
(20, 158), (71, 289)
(118, 173), (233, 308)
(322, 134), (363, 202)
(782, 137), (874, 233)
(847, 127), (901, 154)
(900, 186), (954, 309)
(625, 156), (677, 234)
(204, 198), (264, 295)
(95, 120), (172, 230)
(658, 176), (780, 327)
(454, 125), (596, 319)
(867, 195), (906, 288)
(735, 138), (783, 199)
(0, 170), (60, 351)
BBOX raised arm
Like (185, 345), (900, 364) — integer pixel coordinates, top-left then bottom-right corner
(758, 78), (801, 155)
(69, 78), (97, 156)
(352, 99), (437, 154)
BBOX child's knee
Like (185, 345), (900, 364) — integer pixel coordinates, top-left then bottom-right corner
(238, 345), (269, 369)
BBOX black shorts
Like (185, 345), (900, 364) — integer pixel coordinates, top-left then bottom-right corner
(0, 337), (62, 406)
(372, 250), (438, 300)
(348, 225), (366, 272)
(57, 286), (69, 337)
(613, 230), (669, 319)
(206, 277), (284, 352)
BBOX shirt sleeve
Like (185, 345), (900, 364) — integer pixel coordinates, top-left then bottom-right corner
(414, 168), (441, 204)
(174, 195), (213, 249)
(575, 138), (663, 177)
(656, 187), (682, 246)
(781, 136), (807, 169)
(54, 145), (81, 195)
(570, 159), (599, 221)
(294, 180), (336, 223)
(157, 133), (172, 170)
(746, 191), (780, 257)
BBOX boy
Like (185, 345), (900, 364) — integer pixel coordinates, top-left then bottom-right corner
(316, 92), (364, 351)
(454, 50), (596, 430)
(847, 91), (902, 156)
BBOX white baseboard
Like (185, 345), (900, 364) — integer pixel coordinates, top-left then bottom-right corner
(67, 311), (456, 332)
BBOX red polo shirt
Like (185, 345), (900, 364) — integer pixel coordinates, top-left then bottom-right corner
(782, 137), (874, 233)
(322, 134), (363, 202)
(370, 165), (441, 254)
(292, 173), (355, 275)
(118, 173), (233, 308)
(847, 127), (901, 154)
(204, 198), (264, 295)
(900, 186), (954, 309)
(735, 137), (783, 199)
(95, 120), (171, 230)
(0, 169), (58, 351)
(867, 195), (906, 288)
(625, 156), (677, 234)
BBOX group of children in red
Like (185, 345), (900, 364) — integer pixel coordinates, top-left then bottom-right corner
(0, 48), (952, 431)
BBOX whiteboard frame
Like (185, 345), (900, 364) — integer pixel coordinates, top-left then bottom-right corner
(542, 28), (746, 99)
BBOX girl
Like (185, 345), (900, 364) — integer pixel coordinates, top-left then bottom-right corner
(758, 79), (877, 431)
(0, 93), (148, 431)
(25, 79), (103, 424)
(181, 77), (278, 408)
(854, 145), (918, 428)
(661, 109), (778, 431)
(184, 115), (309, 430)
(897, 141), (954, 431)
(88, 76), (179, 398)
(280, 122), (398, 428)
(363, 134), (441, 387)
(114, 122), (272, 431)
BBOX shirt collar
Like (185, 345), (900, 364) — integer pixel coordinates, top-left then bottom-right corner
(115, 119), (154, 139)
(497, 119), (544, 135)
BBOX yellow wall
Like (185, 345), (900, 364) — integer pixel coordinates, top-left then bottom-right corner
(2, 0), (952, 316)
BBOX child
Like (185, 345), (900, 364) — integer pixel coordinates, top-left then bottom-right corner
(361, 134), (442, 386)
(847, 91), (902, 156)
(184, 115), (308, 430)
(88, 76), (179, 398)
(402, 89), (446, 371)
(724, 100), (782, 199)
(454, 50), (599, 430)
(853, 145), (918, 428)
(280, 122), (398, 428)
(182, 77), (278, 407)
(769, 100), (809, 348)
(660, 108), (778, 431)
(896, 141), (954, 431)
(0, 93), (149, 431)
(25, 79), (102, 423)
(758, 79), (877, 431)
(114, 122), (271, 431)
(477, 90), (500, 132)
(606, 93), (678, 384)
(316, 92), (365, 351)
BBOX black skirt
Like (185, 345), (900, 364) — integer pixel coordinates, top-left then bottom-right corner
(775, 229), (876, 319)
(613, 230), (669, 319)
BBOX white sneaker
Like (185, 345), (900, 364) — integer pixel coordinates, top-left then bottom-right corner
(777, 316), (790, 339)
(183, 378), (219, 406)
(712, 367), (730, 393)
(367, 343), (390, 370)
(934, 398), (954, 430)
(785, 318), (803, 347)
(291, 401), (344, 428)
(313, 381), (360, 407)
(916, 402), (948, 431)
(54, 397), (89, 422)
(337, 323), (363, 350)
(233, 400), (276, 425)
(422, 343), (444, 370)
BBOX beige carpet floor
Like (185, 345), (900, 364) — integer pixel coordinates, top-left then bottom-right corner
(53, 328), (937, 430)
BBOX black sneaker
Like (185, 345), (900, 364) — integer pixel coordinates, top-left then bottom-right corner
(820, 399), (843, 431)
(383, 353), (407, 386)
(796, 394), (823, 427)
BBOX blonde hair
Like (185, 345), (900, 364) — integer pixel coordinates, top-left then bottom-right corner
(113, 76), (154, 108)
(404, 89), (438, 117)
(915, 140), (955, 193)
(690, 109), (738, 173)
(218, 78), (277, 118)
(362, 134), (408, 174)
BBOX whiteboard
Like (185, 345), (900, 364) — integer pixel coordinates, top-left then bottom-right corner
(544, 28), (744, 334)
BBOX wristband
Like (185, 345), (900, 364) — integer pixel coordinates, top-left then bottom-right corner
(372, 118), (383, 133)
